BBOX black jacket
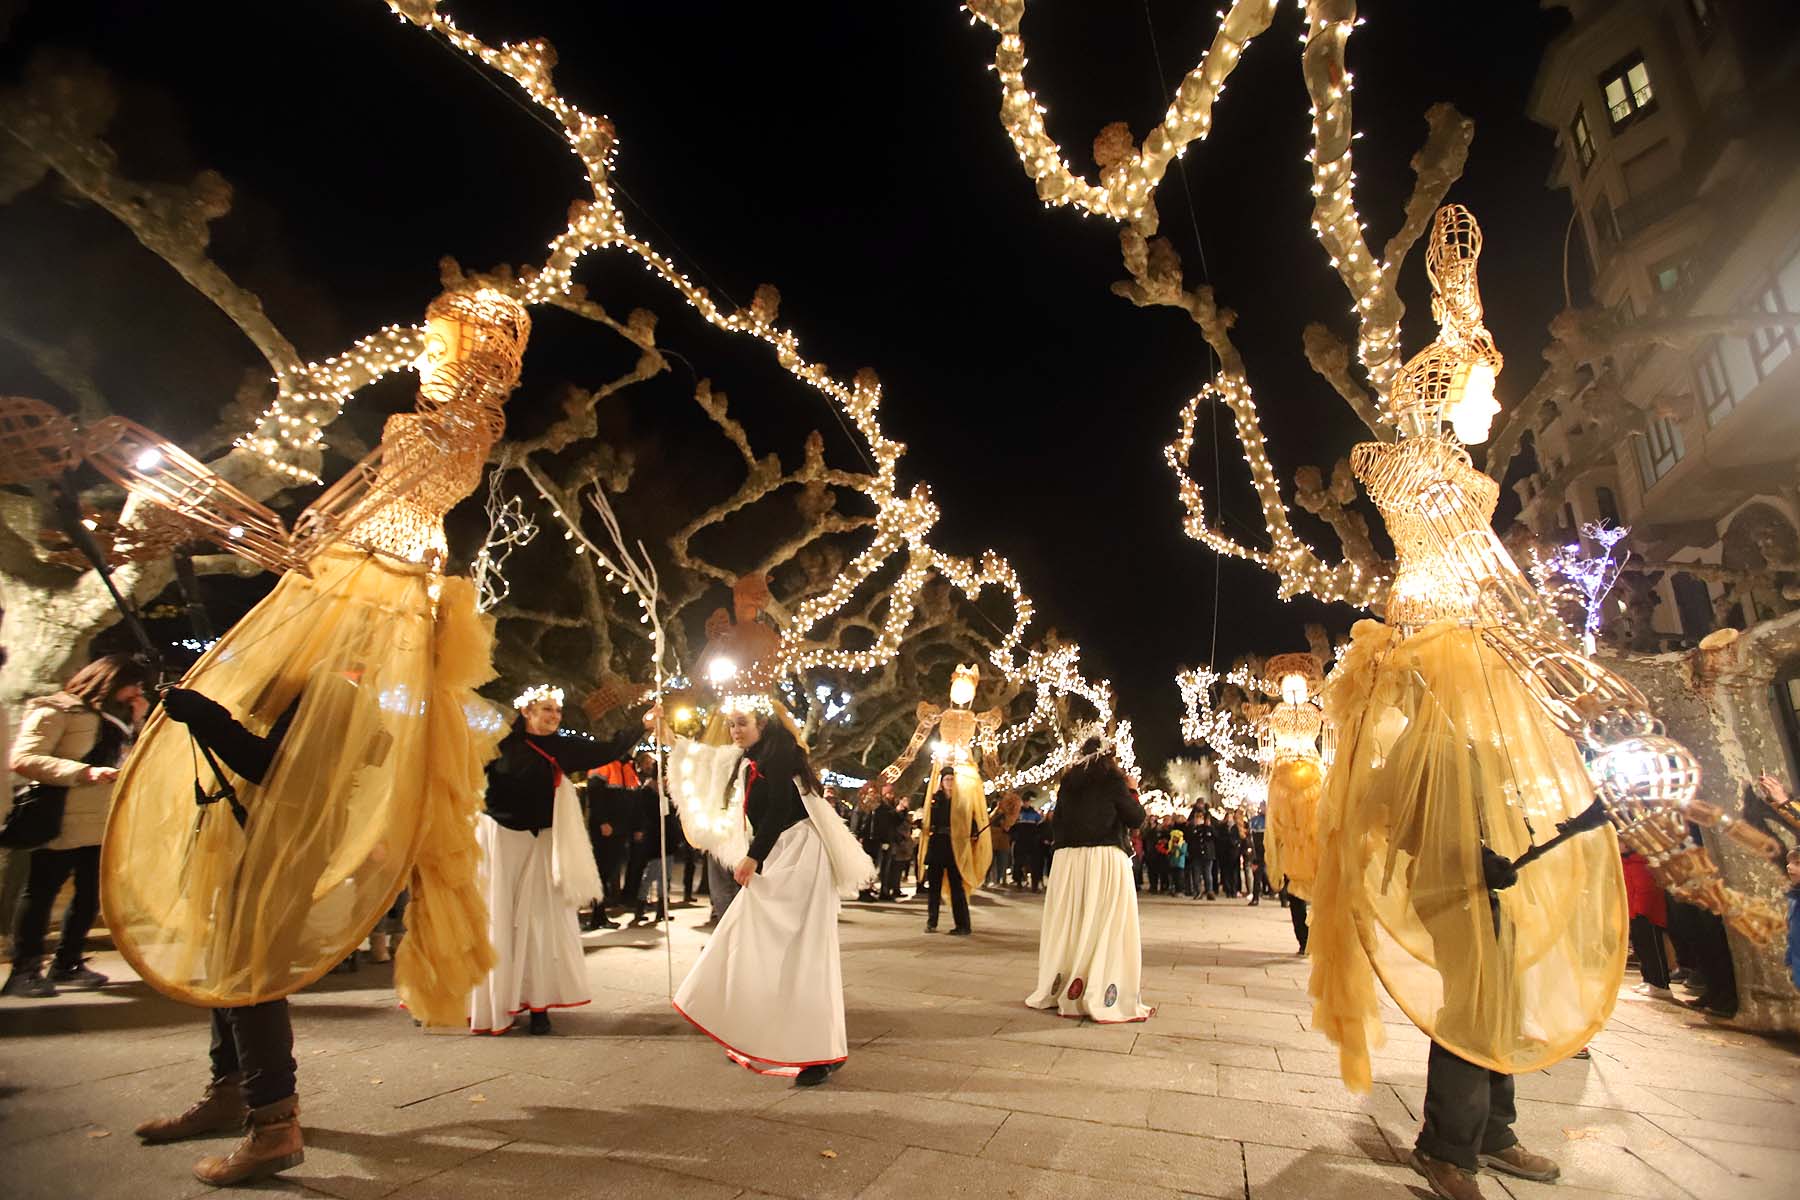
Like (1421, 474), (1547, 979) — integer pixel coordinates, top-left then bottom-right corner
(484, 719), (638, 834)
(1050, 757), (1144, 852)
(745, 760), (808, 867)
(870, 802), (904, 847)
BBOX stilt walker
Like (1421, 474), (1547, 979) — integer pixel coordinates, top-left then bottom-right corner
(105, 287), (531, 1186)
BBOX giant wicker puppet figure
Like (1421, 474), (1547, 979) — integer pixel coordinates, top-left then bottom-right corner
(1256, 652), (1328, 902)
(97, 286), (530, 1023)
(1304, 206), (1773, 1099)
(879, 663), (998, 899)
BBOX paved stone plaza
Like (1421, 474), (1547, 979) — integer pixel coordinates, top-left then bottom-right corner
(2, 889), (1796, 1199)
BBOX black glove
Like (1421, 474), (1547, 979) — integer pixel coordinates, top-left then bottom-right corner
(1480, 845), (1519, 892)
(161, 686), (212, 724)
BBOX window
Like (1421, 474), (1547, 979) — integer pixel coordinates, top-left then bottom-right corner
(1747, 278), (1795, 380)
(1635, 411), (1686, 489)
(1570, 108), (1596, 172)
(1652, 258), (1688, 293)
(1595, 486), (1621, 525)
(1695, 339), (1736, 426)
(1601, 53), (1656, 128)
(1589, 196), (1620, 256)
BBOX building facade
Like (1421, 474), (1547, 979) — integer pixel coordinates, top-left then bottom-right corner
(1521, 0), (1799, 648)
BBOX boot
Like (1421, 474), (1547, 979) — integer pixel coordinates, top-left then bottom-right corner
(135, 1075), (247, 1143)
(193, 1096), (303, 1187)
(2, 958), (57, 998)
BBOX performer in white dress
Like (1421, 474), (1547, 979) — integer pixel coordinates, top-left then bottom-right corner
(660, 694), (874, 1085)
(1028, 736), (1154, 1023)
(470, 686), (636, 1035)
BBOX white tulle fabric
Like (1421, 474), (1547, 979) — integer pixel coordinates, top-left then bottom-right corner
(669, 738), (750, 867)
(549, 774), (603, 908)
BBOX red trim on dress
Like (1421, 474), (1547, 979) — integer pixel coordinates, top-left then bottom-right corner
(670, 998), (846, 1073)
(470, 997), (593, 1035)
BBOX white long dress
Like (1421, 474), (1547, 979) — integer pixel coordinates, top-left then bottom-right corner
(1027, 844), (1154, 1023)
(469, 775), (601, 1034)
(668, 738), (874, 1074)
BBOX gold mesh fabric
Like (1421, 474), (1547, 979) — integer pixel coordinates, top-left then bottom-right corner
(102, 547), (506, 1010)
(917, 762), (993, 896)
(1308, 619), (1627, 1091)
(1264, 755), (1323, 901)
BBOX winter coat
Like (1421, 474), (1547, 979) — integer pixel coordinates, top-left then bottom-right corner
(11, 693), (131, 851)
(1052, 756), (1144, 853)
(1621, 851), (1667, 927)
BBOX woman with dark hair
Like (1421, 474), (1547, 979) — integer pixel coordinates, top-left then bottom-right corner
(1027, 735), (1152, 1022)
(662, 696), (873, 1086)
(4, 653), (148, 997)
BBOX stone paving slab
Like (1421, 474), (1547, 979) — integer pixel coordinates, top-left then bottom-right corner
(3, 889), (1797, 1198)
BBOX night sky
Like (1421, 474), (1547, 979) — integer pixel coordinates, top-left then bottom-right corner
(0, 1), (1576, 767)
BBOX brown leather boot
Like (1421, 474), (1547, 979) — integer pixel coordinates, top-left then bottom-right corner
(192, 1096), (303, 1187)
(134, 1075), (247, 1143)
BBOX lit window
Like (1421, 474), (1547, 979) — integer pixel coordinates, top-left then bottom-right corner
(1570, 108), (1596, 171)
(1601, 53), (1656, 127)
(1747, 278), (1795, 380)
(1694, 339), (1735, 427)
(1635, 412), (1686, 489)
(1652, 260), (1688, 293)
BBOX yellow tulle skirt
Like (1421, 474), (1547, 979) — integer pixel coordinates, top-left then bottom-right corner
(1307, 619), (1626, 1091)
(918, 762), (993, 897)
(1265, 755), (1323, 901)
(102, 547), (505, 1022)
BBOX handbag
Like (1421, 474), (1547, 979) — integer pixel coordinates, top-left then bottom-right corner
(0, 707), (129, 850)
(0, 782), (68, 850)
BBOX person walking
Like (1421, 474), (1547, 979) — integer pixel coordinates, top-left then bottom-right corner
(1027, 737), (1151, 1022)
(3, 654), (149, 997)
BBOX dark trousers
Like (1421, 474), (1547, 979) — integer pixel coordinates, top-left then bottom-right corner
(210, 999), (297, 1109)
(596, 838), (628, 906)
(1668, 898), (1737, 1011)
(1417, 1041), (1517, 1171)
(680, 849), (699, 901)
(705, 852), (740, 923)
(876, 846), (903, 899)
(924, 856), (970, 931)
(1198, 852), (1218, 896)
(12, 845), (100, 968)
(624, 840), (654, 904)
(1288, 893), (1309, 951)
(1630, 915), (1670, 989)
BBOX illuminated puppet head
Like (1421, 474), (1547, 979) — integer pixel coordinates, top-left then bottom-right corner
(1387, 205), (1504, 442)
(949, 663), (979, 708)
(1263, 652), (1324, 706)
(416, 287), (532, 432)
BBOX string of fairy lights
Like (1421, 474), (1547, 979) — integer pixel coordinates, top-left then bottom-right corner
(969, 0), (1406, 610)
(228, 0), (1120, 789)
